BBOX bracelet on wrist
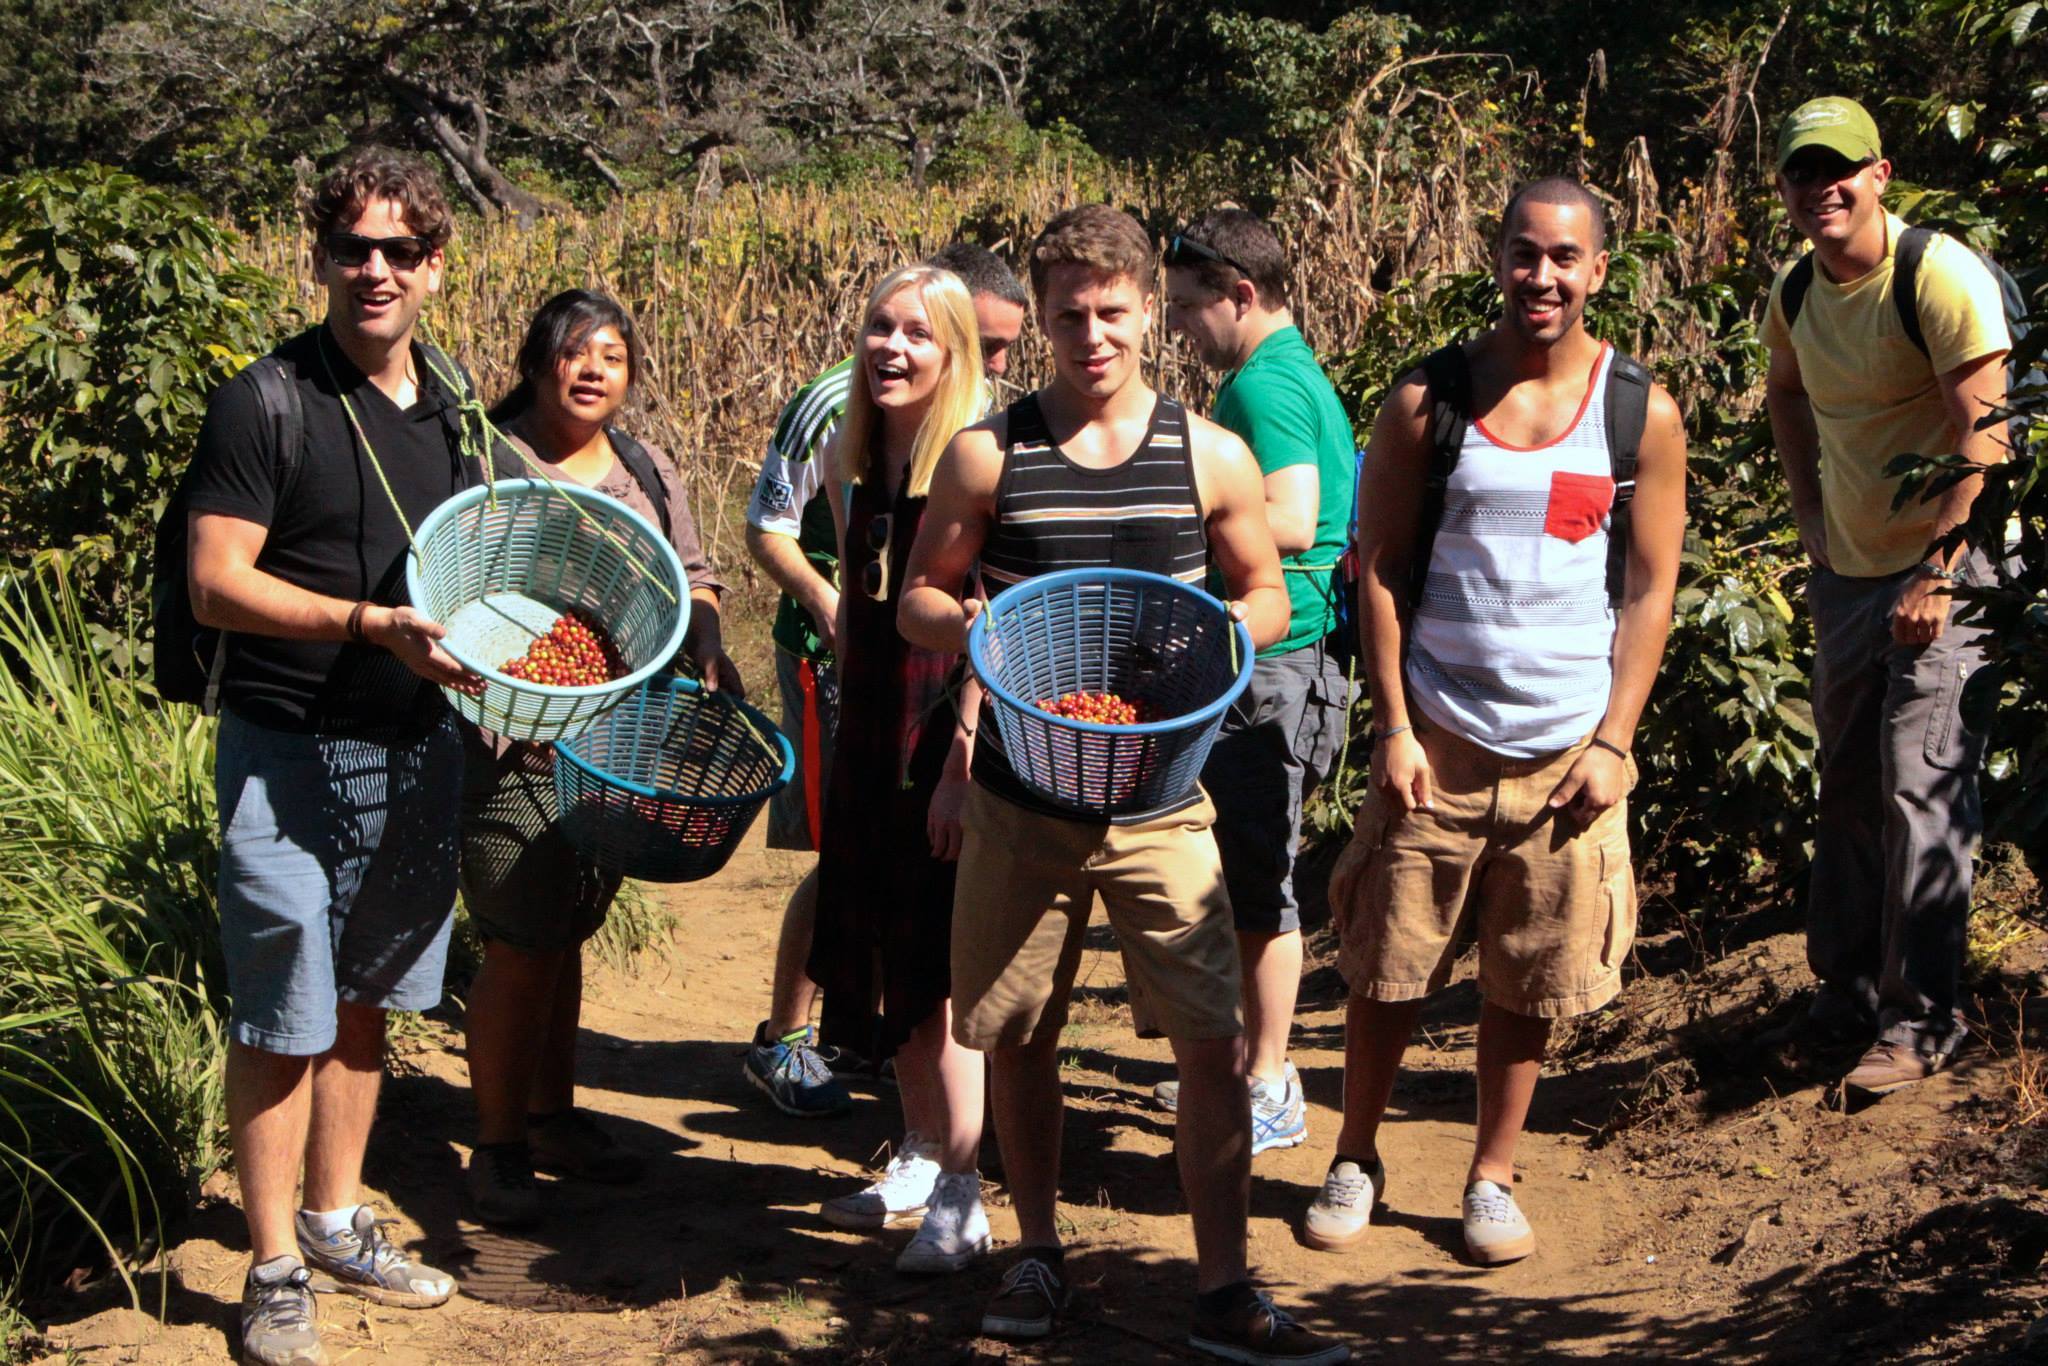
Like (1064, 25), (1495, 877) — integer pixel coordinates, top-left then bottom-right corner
(346, 601), (371, 644)
(1917, 559), (1958, 582)
(1374, 724), (1412, 744)
(1589, 736), (1629, 762)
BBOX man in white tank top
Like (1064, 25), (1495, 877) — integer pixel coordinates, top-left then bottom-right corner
(1303, 179), (1687, 1268)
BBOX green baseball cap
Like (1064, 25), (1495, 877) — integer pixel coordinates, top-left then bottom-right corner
(1775, 97), (1884, 172)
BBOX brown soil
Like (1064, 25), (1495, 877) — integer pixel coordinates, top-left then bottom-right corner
(26, 830), (2048, 1365)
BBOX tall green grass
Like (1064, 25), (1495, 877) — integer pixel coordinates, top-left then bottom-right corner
(0, 565), (225, 1316)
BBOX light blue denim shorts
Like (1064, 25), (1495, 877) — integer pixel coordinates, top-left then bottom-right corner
(215, 709), (462, 1055)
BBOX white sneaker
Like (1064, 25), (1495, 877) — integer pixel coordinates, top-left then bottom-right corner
(1250, 1061), (1309, 1154)
(895, 1171), (990, 1273)
(821, 1133), (939, 1230)
(1462, 1179), (1535, 1264)
(1302, 1156), (1386, 1251)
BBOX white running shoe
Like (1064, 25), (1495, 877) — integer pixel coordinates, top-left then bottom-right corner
(1462, 1179), (1535, 1265)
(1302, 1157), (1386, 1251)
(821, 1133), (940, 1230)
(895, 1171), (990, 1273)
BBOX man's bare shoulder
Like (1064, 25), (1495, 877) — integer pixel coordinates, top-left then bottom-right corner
(941, 413), (1007, 491)
(1185, 408), (1259, 476)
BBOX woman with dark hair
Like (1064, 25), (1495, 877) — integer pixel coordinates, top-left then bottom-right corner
(461, 288), (741, 1227)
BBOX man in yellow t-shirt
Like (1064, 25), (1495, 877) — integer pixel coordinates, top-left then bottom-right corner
(1760, 96), (2010, 1097)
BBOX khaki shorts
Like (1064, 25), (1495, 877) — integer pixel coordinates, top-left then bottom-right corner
(951, 783), (1243, 1049)
(1331, 722), (1638, 1019)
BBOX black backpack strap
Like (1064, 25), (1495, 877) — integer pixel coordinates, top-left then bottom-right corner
(247, 354), (306, 509)
(1601, 352), (1653, 609)
(1781, 253), (1817, 332)
(1409, 344), (1471, 611)
(1892, 226), (1933, 358)
(609, 429), (676, 541)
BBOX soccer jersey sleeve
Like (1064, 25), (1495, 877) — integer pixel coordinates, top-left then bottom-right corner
(746, 437), (830, 539)
(1915, 237), (2012, 377)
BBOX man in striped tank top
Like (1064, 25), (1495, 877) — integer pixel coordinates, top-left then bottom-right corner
(902, 205), (1347, 1365)
(1307, 180), (1687, 1267)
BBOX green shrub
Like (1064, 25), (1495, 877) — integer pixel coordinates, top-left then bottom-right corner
(0, 165), (295, 619)
(0, 566), (224, 1304)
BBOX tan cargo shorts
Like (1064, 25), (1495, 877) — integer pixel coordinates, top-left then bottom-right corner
(951, 783), (1244, 1050)
(1331, 721), (1638, 1020)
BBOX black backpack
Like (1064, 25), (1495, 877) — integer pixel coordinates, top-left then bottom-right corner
(1408, 342), (1654, 611)
(1781, 225), (2035, 444)
(150, 338), (498, 711)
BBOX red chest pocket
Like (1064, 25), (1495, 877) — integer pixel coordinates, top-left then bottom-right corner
(1544, 471), (1615, 544)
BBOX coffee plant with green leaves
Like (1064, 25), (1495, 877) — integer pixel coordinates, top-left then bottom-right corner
(0, 165), (294, 616)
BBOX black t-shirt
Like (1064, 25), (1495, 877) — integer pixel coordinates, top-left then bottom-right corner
(185, 325), (489, 739)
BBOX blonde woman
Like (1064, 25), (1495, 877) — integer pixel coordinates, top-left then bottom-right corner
(808, 266), (990, 1271)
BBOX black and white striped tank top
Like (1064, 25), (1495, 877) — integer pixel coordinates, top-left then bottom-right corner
(972, 392), (1211, 823)
(980, 394), (1209, 588)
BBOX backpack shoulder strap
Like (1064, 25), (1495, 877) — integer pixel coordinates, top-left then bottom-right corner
(246, 351), (306, 503)
(609, 429), (676, 541)
(1893, 226), (1934, 358)
(1408, 344), (1471, 610)
(1781, 253), (1817, 332)
(1602, 351), (1654, 609)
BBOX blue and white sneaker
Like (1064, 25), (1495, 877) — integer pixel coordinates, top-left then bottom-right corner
(1250, 1060), (1309, 1155)
(744, 1023), (853, 1117)
(295, 1206), (454, 1309)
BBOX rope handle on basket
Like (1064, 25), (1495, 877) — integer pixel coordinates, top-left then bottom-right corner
(317, 331), (680, 612)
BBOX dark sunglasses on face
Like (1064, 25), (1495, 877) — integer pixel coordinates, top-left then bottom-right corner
(861, 513), (893, 601)
(1781, 156), (1875, 189)
(1164, 233), (1254, 279)
(326, 232), (434, 271)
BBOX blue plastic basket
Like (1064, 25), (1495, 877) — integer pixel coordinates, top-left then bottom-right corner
(968, 568), (1255, 816)
(554, 676), (795, 882)
(405, 480), (689, 742)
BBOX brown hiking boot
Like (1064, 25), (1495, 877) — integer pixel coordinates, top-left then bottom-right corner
(1188, 1286), (1350, 1365)
(1844, 1039), (1949, 1096)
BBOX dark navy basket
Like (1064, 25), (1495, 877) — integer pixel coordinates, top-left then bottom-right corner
(968, 568), (1255, 816)
(554, 677), (795, 882)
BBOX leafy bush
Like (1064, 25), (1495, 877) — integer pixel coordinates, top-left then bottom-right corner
(0, 165), (294, 616)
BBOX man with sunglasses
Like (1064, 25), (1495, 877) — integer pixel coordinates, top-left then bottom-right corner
(182, 146), (494, 1365)
(741, 245), (1026, 1125)
(1761, 97), (2012, 1095)
(1159, 208), (1357, 1159)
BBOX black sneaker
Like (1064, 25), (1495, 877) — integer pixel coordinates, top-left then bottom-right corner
(980, 1250), (1068, 1339)
(466, 1140), (543, 1227)
(1189, 1286), (1349, 1365)
(240, 1256), (326, 1365)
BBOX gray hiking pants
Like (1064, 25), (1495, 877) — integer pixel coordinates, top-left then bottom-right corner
(1805, 551), (1992, 1053)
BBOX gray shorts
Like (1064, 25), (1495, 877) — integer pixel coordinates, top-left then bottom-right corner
(215, 710), (462, 1055)
(766, 649), (839, 851)
(1204, 642), (1353, 935)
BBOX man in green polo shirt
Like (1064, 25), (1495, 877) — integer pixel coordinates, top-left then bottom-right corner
(1162, 207), (1358, 1152)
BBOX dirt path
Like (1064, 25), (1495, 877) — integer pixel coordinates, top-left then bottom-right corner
(32, 827), (2048, 1364)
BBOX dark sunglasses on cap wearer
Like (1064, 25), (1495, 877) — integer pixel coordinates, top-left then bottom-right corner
(1780, 154), (1877, 189)
(1164, 233), (1254, 279)
(325, 232), (434, 271)
(861, 512), (893, 602)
